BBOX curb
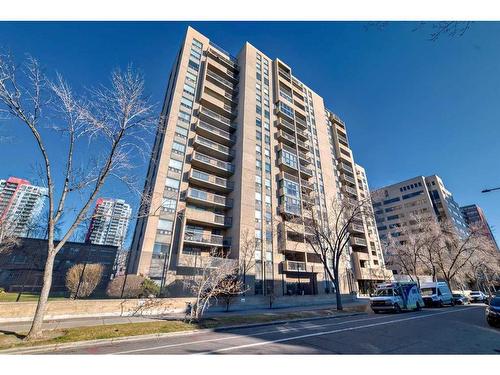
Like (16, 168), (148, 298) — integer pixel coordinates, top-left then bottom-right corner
(0, 311), (363, 354)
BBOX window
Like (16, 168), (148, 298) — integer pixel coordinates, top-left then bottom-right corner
(165, 177), (180, 191)
(383, 197), (400, 205)
(402, 191), (423, 200)
(157, 219), (173, 234)
(171, 141), (186, 155)
(161, 198), (176, 213)
(168, 159), (183, 172)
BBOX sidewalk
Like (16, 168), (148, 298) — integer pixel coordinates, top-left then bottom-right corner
(0, 299), (368, 333)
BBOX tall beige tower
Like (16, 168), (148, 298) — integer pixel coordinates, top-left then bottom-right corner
(129, 27), (390, 296)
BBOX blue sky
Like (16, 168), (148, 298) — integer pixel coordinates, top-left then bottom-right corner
(0, 21), (499, 244)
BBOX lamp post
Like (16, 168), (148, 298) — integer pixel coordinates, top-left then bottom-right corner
(481, 187), (500, 193)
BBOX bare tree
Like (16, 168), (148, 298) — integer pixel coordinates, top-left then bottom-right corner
(237, 228), (259, 294)
(106, 274), (145, 298)
(66, 263), (103, 298)
(0, 53), (156, 340)
(384, 214), (437, 285)
(365, 21), (473, 41)
(286, 193), (375, 310)
(433, 221), (490, 291)
(183, 251), (243, 321)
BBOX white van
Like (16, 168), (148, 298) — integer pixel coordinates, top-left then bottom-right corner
(420, 281), (454, 307)
(370, 282), (424, 313)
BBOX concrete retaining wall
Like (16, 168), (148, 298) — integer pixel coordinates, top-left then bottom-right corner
(0, 293), (357, 323)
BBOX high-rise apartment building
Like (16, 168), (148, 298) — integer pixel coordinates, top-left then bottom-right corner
(86, 198), (131, 248)
(372, 175), (469, 245)
(129, 27), (390, 296)
(0, 177), (48, 237)
(460, 204), (499, 251)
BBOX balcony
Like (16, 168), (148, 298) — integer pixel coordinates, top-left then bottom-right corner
(339, 162), (353, 173)
(183, 232), (231, 247)
(204, 80), (238, 106)
(295, 127), (309, 141)
(295, 117), (307, 129)
(193, 135), (234, 161)
(277, 130), (296, 148)
(351, 236), (368, 247)
(349, 223), (365, 234)
(206, 59), (238, 82)
(208, 44), (239, 70)
(198, 106), (235, 132)
(206, 69), (238, 93)
(282, 260), (319, 273)
(276, 117), (296, 134)
(296, 138), (310, 152)
(185, 206), (232, 227)
(299, 165), (313, 179)
(343, 185), (357, 196)
(200, 90), (237, 119)
(191, 151), (235, 177)
(188, 169), (234, 193)
(342, 174), (356, 185)
(278, 155), (298, 175)
(298, 150), (312, 165)
(195, 120), (235, 146)
(278, 68), (291, 81)
(300, 179), (314, 192)
(186, 187), (233, 208)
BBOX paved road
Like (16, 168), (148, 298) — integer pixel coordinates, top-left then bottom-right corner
(18, 304), (500, 354)
(0, 300), (366, 332)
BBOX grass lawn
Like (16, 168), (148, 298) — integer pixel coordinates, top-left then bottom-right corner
(0, 292), (67, 302)
(0, 306), (365, 351)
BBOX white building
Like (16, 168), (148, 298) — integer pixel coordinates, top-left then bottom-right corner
(86, 198), (131, 248)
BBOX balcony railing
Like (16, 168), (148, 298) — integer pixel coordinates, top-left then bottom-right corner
(186, 187), (233, 208)
(339, 162), (353, 173)
(349, 223), (365, 233)
(208, 44), (238, 68)
(196, 121), (235, 144)
(351, 237), (367, 247)
(300, 166), (313, 177)
(206, 69), (238, 92)
(184, 232), (228, 247)
(214, 214), (232, 226)
(194, 135), (234, 158)
(343, 174), (356, 185)
(343, 185), (357, 196)
(295, 117), (307, 128)
(192, 151), (235, 174)
(283, 260), (306, 272)
(189, 169), (234, 190)
(199, 107), (235, 130)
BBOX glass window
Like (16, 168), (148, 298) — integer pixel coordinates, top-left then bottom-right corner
(158, 219), (173, 233)
(168, 159), (183, 172)
(165, 177), (180, 190)
(172, 141), (186, 154)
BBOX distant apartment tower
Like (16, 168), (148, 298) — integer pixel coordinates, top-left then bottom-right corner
(0, 177), (48, 237)
(129, 27), (391, 296)
(460, 204), (499, 251)
(86, 198), (131, 248)
(372, 175), (469, 244)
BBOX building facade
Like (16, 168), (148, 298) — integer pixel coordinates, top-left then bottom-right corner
(460, 204), (499, 251)
(372, 174), (469, 274)
(86, 198), (131, 248)
(0, 238), (117, 294)
(0, 177), (48, 237)
(128, 27), (390, 296)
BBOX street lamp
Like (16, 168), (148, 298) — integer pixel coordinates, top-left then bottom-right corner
(482, 187), (500, 193)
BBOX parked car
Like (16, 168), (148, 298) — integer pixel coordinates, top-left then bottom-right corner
(485, 297), (500, 327)
(420, 282), (454, 307)
(469, 291), (488, 303)
(370, 282), (424, 313)
(452, 293), (470, 305)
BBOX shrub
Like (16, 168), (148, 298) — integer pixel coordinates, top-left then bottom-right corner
(106, 275), (145, 298)
(141, 278), (160, 297)
(0, 287), (5, 294)
(66, 263), (104, 298)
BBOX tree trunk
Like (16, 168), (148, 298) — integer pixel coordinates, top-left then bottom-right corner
(25, 249), (56, 340)
(333, 268), (343, 311)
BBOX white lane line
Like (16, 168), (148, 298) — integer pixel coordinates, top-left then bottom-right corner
(201, 307), (481, 354)
(110, 315), (390, 355)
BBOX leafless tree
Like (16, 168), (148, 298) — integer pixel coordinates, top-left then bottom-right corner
(286, 193), (376, 310)
(434, 221), (498, 291)
(65, 263), (103, 298)
(384, 214), (437, 285)
(365, 21), (473, 41)
(237, 228), (259, 294)
(0, 53), (156, 340)
(182, 251), (243, 321)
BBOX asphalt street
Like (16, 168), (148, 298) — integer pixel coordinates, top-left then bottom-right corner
(14, 304), (498, 355)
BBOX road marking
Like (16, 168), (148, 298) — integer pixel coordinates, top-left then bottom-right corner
(201, 307), (482, 354)
(109, 315), (390, 355)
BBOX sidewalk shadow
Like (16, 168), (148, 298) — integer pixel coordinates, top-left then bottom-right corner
(0, 329), (26, 340)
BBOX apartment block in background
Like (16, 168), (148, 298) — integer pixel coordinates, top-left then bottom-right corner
(372, 175), (469, 275)
(86, 198), (131, 248)
(460, 204), (499, 251)
(0, 177), (48, 237)
(129, 27), (391, 296)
